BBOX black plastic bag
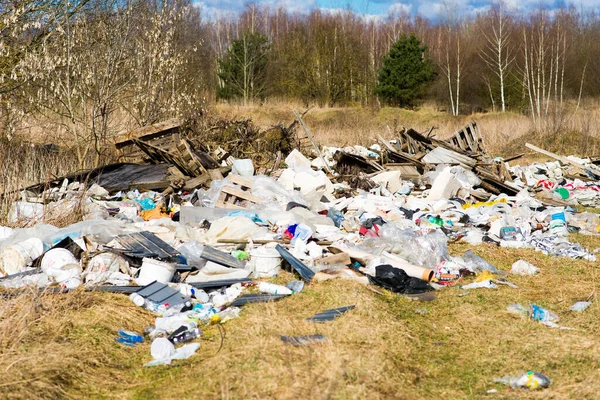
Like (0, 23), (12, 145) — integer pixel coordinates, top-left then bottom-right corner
(368, 264), (430, 294)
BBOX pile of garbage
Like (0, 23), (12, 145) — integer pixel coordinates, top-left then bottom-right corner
(1, 117), (598, 382)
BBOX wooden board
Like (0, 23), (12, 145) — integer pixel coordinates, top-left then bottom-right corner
(377, 135), (427, 169)
(315, 252), (351, 267)
(114, 119), (182, 149)
(216, 185), (263, 209)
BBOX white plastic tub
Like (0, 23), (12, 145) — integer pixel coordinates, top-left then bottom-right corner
(249, 247), (282, 278)
(137, 258), (175, 286)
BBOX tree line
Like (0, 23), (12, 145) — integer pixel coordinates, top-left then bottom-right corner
(0, 0), (598, 163)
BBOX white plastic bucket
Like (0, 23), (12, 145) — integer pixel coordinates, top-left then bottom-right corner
(137, 257), (175, 286)
(250, 247), (282, 278)
(0, 238), (44, 276)
(41, 248), (80, 273)
(40, 248), (82, 288)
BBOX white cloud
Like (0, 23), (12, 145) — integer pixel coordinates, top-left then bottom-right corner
(417, 1), (445, 19)
(194, 0), (600, 21)
(387, 2), (413, 15)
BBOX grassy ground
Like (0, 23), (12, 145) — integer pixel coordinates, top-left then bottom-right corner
(3, 235), (600, 399)
(4, 104), (600, 398)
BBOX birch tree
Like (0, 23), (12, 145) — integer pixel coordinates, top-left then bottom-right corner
(478, 1), (515, 112)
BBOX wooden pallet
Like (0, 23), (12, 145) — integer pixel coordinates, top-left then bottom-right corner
(447, 121), (487, 154)
(215, 174), (263, 209)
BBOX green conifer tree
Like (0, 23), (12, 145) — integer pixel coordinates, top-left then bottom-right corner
(374, 34), (435, 107)
(217, 32), (270, 103)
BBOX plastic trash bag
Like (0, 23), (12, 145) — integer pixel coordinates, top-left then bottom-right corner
(511, 260), (539, 275)
(367, 264), (430, 294)
(145, 337), (200, 367)
(494, 371), (551, 390)
(461, 250), (502, 274)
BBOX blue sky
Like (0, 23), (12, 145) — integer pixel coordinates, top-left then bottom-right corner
(195, 0), (599, 20)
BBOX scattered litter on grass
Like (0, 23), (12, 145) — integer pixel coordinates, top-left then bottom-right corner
(1, 118), (598, 371)
(494, 371), (552, 390)
(280, 334), (330, 346)
(570, 301), (592, 312)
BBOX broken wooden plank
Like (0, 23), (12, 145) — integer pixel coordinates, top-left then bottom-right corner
(114, 119), (182, 149)
(502, 153), (525, 163)
(446, 121), (487, 154)
(183, 174), (212, 191)
(315, 252), (351, 267)
(335, 151), (384, 173)
(377, 135), (427, 169)
(525, 143), (589, 176)
(475, 168), (520, 196)
(227, 174), (253, 189)
(128, 180), (172, 191)
(183, 167), (231, 191)
(293, 109), (333, 174)
(216, 185), (263, 209)
(219, 186), (262, 203)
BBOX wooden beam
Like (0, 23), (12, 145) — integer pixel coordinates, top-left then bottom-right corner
(293, 109), (333, 174)
(315, 252), (351, 266)
(114, 118), (182, 149)
(525, 143), (588, 175)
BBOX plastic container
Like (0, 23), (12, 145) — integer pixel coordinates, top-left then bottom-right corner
(136, 258), (175, 286)
(41, 248), (80, 273)
(130, 293), (146, 307)
(249, 247), (282, 278)
(170, 327), (202, 345)
(231, 159), (254, 177)
(550, 212), (568, 236)
(0, 237), (44, 276)
(258, 282), (293, 295)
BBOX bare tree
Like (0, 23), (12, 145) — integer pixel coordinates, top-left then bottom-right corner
(17, 0), (135, 167)
(478, 0), (516, 112)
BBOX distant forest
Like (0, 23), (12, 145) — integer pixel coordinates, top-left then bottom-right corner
(1, 0), (598, 145)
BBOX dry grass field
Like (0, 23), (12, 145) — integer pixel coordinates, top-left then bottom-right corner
(2, 105), (600, 399)
(2, 238), (600, 399)
(213, 101), (600, 157)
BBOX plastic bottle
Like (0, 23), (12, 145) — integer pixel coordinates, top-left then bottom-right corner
(290, 224), (312, 244)
(428, 215), (444, 227)
(144, 326), (168, 340)
(159, 300), (193, 317)
(258, 282), (293, 295)
(117, 329), (144, 344)
(507, 304), (559, 323)
(286, 280), (304, 293)
(175, 283), (196, 298)
(130, 293), (145, 307)
(530, 304), (559, 323)
(170, 327), (202, 345)
(130, 293), (162, 313)
(507, 304), (530, 318)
